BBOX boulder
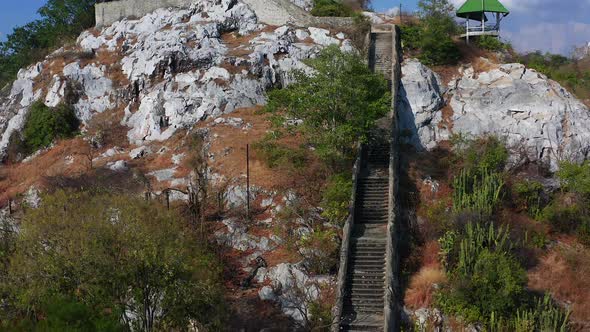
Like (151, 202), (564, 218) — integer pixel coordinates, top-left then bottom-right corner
(400, 59), (590, 171)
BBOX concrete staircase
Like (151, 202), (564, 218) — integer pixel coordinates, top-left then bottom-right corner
(369, 31), (394, 82)
(340, 145), (389, 332)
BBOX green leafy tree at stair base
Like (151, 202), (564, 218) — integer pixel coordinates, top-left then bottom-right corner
(265, 45), (391, 167)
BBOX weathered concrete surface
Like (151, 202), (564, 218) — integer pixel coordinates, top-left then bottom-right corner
(96, 0), (193, 28)
(96, 0), (355, 28)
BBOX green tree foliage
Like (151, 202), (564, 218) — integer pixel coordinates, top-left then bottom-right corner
(311, 0), (354, 17)
(0, 0), (96, 87)
(415, 0), (461, 65)
(1, 296), (124, 332)
(476, 35), (509, 52)
(266, 45), (391, 164)
(437, 223), (526, 323)
(438, 249), (527, 322)
(512, 179), (544, 218)
(22, 101), (80, 153)
(557, 161), (590, 196)
(320, 172), (353, 224)
(452, 135), (509, 174)
(3, 191), (226, 331)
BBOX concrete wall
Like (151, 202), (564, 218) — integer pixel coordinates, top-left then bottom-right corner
(384, 25), (402, 332)
(96, 0), (354, 28)
(95, 0), (194, 28)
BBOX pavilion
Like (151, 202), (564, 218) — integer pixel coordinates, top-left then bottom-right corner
(456, 0), (510, 43)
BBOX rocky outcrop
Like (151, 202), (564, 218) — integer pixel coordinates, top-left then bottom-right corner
(0, 0), (352, 159)
(399, 58), (590, 171)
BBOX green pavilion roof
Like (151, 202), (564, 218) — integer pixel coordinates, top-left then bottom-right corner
(457, 0), (509, 21)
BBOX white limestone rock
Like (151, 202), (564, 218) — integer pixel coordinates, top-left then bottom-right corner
(0, 0), (353, 161)
(400, 59), (590, 171)
(398, 59), (446, 150)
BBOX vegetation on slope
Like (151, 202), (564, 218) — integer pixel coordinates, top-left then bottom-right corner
(0, 190), (225, 331)
(255, 45), (390, 281)
(0, 0), (96, 88)
(21, 101), (80, 154)
(401, 135), (587, 329)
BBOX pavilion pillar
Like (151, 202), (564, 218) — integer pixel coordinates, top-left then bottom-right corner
(466, 16), (470, 44)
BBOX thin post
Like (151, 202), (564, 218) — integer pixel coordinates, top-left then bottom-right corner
(481, 0), (485, 33)
(399, 2), (402, 25)
(165, 190), (170, 210)
(246, 144), (250, 218)
(8, 199), (12, 215)
(466, 16), (470, 44)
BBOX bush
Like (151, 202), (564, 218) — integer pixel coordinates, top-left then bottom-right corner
(23, 101), (79, 153)
(452, 168), (505, 219)
(400, 24), (423, 51)
(320, 173), (353, 224)
(1, 296), (124, 332)
(415, 0), (461, 65)
(437, 250), (527, 323)
(476, 36), (508, 52)
(418, 31), (461, 66)
(512, 180), (545, 218)
(311, 0), (353, 17)
(265, 45), (390, 164)
(4, 190), (226, 330)
(452, 135), (509, 174)
(541, 196), (590, 238)
(557, 161), (590, 196)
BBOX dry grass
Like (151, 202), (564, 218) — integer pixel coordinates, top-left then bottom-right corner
(405, 266), (447, 309)
(528, 244), (590, 329)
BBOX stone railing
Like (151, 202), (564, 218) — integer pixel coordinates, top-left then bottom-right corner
(384, 24), (402, 332)
(331, 144), (364, 331)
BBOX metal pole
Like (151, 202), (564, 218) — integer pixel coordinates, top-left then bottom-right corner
(166, 190), (170, 210)
(8, 199), (12, 215)
(246, 144), (250, 217)
(482, 0), (485, 33)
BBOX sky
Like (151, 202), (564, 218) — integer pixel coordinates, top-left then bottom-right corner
(1, 0), (589, 55)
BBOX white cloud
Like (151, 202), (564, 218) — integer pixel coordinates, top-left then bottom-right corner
(503, 21), (590, 54)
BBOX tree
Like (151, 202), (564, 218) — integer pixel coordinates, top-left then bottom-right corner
(416, 0), (460, 65)
(265, 45), (391, 165)
(3, 190), (226, 331)
(22, 101), (80, 153)
(0, 0), (96, 87)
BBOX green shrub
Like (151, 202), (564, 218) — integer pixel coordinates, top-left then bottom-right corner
(541, 198), (590, 239)
(488, 294), (571, 332)
(453, 168), (505, 219)
(437, 249), (527, 323)
(452, 135), (509, 174)
(0, 296), (125, 332)
(557, 161), (590, 196)
(418, 32), (461, 66)
(320, 173), (353, 224)
(265, 45), (390, 165)
(416, 0), (461, 65)
(400, 24), (423, 51)
(476, 36), (508, 51)
(512, 180), (544, 218)
(456, 222), (511, 276)
(5, 190), (226, 330)
(23, 101), (79, 153)
(311, 0), (353, 17)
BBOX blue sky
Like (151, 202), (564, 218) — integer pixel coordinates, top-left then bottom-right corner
(1, 0), (589, 55)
